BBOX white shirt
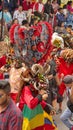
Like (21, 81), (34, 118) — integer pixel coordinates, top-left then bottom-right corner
(38, 3), (44, 13)
(13, 10), (27, 25)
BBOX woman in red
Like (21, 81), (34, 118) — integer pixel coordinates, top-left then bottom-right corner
(56, 49), (73, 113)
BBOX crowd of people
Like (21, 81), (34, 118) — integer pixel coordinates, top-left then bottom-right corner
(0, 0), (73, 130)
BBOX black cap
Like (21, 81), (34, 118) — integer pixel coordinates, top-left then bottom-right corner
(63, 75), (73, 84)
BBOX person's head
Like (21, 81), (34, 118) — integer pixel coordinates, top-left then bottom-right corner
(0, 80), (11, 106)
(63, 75), (73, 88)
(12, 18), (19, 25)
(38, 0), (43, 3)
(14, 60), (22, 69)
(63, 4), (67, 9)
(67, 1), (72, 6)
(66, 25), (72, 33)
(18, 5), (23, 12)
(30, 17), (39, 26)
(22, 20), (29, 27)
(47, 0), (51, 4)
(58, 7), (63, 13)
(52, 0), (57, 4)
(3, 6), (8, 12)
(60, 22), (65, 27)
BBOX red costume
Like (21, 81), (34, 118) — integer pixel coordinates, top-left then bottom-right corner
(19, 84), (57, 130)
(9, 23), (20, 44)
(0, 55), (6, 80)
(58, 58), (73, 95)
(0, 73), (4, 79)
(0, 55), (6, 68)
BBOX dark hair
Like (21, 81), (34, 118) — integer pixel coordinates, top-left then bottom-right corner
(67, 1), (72, 5)
(66, 25), (72, 28)
(63, 4), (67, 9)
(14, 60), (22, 69)
(0, 80), (11, 93)
(47, 0), (51, 3)
(11, 18), (18, 25)
(4, 6), (8, 10)
(63, 75), (73, 84)
(22, 20), (28, 25)
(58, 7), (63, 11)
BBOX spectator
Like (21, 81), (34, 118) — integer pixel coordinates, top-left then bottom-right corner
(0, 19), (9, 39)
(65, 25), (72, 34)
(13, 5), (27, 25)
(33, 0), (44, 19)
(60, 75), (73, 130)
(22, 0), (31, 11)
(22, 0), (35, 23)
(44, 0), (54, 22)
(63, 4), (68, 16)
(33, 0), (44, 13)
(0, 0), (2, 11)
(67, 1), (73, 13)
(52, 0), (59, 13)
(66, 10), (73, 29)
(55, 22), (66, 34)
(57, 0), (61, 5)
(0, 80), (23, 130)
(0, 7), (12, 29)
(56, 7), (66, 26)
(3, 0), (19, 15)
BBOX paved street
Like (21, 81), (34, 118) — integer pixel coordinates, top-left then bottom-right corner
(54, 96), (70, 130)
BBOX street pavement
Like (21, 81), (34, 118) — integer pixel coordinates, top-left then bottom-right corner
(54, 96), (69, 130)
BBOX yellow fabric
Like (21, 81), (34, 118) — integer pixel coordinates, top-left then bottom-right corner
(22, 118), (31, 130)
(44, 111), (58, 130)
(22, 114), (44, 130)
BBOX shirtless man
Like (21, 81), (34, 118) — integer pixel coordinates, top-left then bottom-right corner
(9, 60), (27, 102)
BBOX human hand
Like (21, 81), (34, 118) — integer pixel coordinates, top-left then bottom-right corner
(39, 89), (47, 95)
(42, 93), (48, 100)
(39, 89), (48, 100)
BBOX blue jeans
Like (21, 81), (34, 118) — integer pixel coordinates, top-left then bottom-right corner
(60, 107), (73, 130)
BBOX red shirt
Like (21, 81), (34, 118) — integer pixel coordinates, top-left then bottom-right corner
(22, 1), (30, 11)
(58, 58), (73, 95)
(58, 58), (73, 76)
(19, 85), (46, 110)
(22, 1), (35, 11)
